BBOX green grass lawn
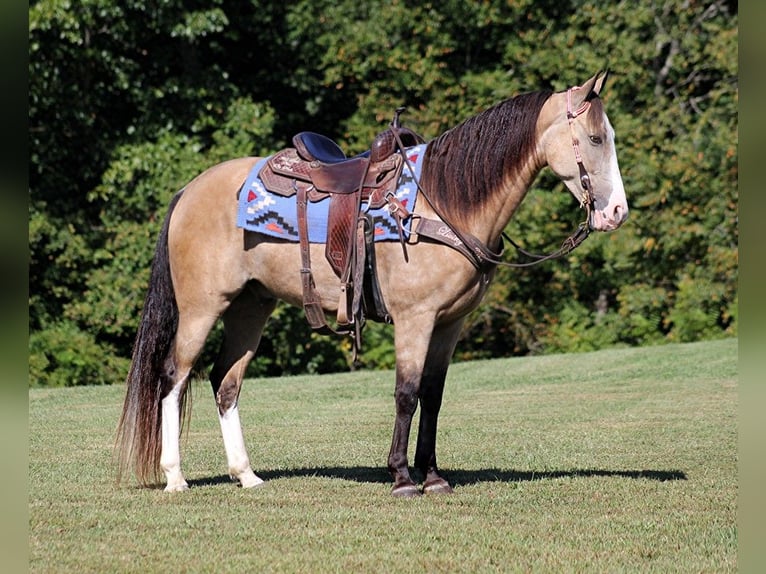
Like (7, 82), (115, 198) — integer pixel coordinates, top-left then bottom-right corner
(29, 339), (737, 572)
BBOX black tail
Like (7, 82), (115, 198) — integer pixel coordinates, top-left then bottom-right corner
(116, 191), (184, 486)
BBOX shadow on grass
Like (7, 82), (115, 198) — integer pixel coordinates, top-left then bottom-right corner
(446, 468), (687, 484)
(188, 467), (686, 488)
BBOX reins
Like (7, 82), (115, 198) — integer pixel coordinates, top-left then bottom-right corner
(392, 85), (595, 271)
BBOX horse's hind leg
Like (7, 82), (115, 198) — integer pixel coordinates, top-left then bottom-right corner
(161, 313), (221, 492)
(210, 285), (276, 488)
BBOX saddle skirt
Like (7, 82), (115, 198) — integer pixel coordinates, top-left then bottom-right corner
(236, 143), (427, 243)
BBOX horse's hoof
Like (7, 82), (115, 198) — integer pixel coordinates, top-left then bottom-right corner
(391, 484), (421, 498)
(239, 476), (265, 489)
(423, 479), (454, 495)
(164, 482), (190, 493)
(235, 469), (265, 489)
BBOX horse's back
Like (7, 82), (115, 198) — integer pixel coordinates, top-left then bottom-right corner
(164, 155), (486, 324)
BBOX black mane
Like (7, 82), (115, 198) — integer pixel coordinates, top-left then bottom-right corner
(420, 90), (553, 227)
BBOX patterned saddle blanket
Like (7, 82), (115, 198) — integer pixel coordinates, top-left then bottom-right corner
(236, 144), (427, 242)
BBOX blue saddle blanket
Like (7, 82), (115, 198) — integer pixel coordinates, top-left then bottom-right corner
(236, 143), (426, 242)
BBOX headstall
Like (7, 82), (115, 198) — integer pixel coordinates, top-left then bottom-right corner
(391, 87), (597, 271)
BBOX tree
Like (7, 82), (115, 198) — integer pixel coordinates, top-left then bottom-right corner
(29, 0), (737, 386)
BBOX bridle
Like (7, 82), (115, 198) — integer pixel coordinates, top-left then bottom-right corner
(392, 85), (596, 271)
(497, 85), (596, 267)
(566, 85), (596, 214)
(499, 85), (596, 266)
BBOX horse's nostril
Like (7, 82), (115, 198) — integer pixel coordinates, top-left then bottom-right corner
(613, 204), (628, 223)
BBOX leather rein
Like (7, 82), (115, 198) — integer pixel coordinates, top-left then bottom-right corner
(391, 86), (596, 271)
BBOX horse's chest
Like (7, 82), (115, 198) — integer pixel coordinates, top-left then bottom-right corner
(436, 268), (496, 322)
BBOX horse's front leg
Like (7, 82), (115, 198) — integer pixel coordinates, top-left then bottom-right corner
(414, 319), (465, 495)
(388, 364), (422, 497)
(415, 373), (452, 494)
(387, 315), (439, 497)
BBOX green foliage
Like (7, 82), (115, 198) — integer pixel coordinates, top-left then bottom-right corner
(666, 274), (729, 342)
(454, 0), (738, 363)
(29, 320), (129, 387)
(29, 0), (738, 386)
(615, 283), (668, 346)
(254, 303), (351, 376)
(539, 302), (622, 354)
(355, 322), (396, 371)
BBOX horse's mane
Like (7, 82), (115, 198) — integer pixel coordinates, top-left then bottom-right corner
(420, 90), (553, 228)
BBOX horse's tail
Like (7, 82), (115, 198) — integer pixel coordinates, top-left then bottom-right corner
(116, 190), (185, 486)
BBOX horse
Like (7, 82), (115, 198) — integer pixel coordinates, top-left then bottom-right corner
(116, 71), (629, 496)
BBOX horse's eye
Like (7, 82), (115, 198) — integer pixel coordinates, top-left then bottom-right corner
(589, 135), (603, 145)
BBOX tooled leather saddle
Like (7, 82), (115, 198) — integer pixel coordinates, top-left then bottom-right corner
(257, 108), (425, 349)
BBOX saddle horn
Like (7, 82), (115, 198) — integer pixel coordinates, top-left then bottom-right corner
(392, 106), (407, 128)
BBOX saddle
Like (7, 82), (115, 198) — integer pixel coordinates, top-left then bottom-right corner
(258, 108), (425, 348)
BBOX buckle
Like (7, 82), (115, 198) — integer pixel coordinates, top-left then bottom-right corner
(406, 214), (422, 244)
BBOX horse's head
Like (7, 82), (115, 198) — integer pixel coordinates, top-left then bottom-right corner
(541, 71), (629, 232)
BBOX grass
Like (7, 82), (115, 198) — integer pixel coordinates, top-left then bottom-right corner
(29, 339), (737, 572)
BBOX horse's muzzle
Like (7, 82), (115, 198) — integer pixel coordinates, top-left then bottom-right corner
(590, 203), (629, 231)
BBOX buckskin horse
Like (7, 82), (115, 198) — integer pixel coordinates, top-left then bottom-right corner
(117, 71), (629, 496)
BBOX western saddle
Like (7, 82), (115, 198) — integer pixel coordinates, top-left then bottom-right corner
(257, 108), (425, 351)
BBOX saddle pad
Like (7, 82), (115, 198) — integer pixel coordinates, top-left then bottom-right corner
(236, 143), (427, 243)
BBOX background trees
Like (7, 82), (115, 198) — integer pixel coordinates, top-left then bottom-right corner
(29, 0), (738, 386)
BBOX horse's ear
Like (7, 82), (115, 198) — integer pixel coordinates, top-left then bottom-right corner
(588, 69), (609, 100)
(570, 71), (603, 109)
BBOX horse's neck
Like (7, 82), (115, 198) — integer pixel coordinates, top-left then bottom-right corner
(469, 150), (545, 247)
(469, 96), (560, 245)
